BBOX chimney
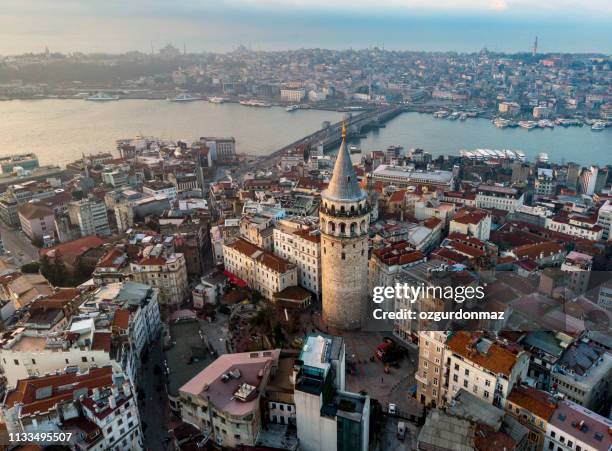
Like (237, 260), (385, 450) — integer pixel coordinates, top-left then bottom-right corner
(109, 395), (117, 409)
(111, 385), (119, 398)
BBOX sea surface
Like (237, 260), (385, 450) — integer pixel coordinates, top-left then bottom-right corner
(0, 100), (610, 167)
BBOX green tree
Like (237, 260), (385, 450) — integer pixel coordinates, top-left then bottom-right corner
(20, 261), (40, 273)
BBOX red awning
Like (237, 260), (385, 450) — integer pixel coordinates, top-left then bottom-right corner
(223, 270), (247, 287)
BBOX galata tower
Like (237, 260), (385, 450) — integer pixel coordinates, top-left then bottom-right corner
(320, 126), (370, 330)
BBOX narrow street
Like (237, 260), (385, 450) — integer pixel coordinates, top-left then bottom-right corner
(139, 338), (172, 450)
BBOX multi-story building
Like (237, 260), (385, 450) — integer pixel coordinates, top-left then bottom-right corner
(130, 248), (189, 309)
(416, 331), (449, 407)
(142, 180), (178, 203)
(294, 334), (370, 451)
(498, 101), (520, 116)
(505, 385), (557, 451)
(550, 339), (611, 412)
(560, 251), (593, 295)
(67, 197), (111, 237)
(545, 214), (603, 241)
(372, 165), (454, 191)
(178, 349), (281, 448)
(579, 166), (600, 195)
(0, 153), (40, 173)
(200, 137), (236, 164)
(544, 401), (612, 451)
(319, 132), (370, 330)
(596, 199), (612, 240)
(449, 207), (491, 241)
(280, 88), (306, 103)
(475, 185), (524, 212)
(78, 282), (162, 383)
(240, 214), (274, 251)
(446, 332), (530, 408)
(223, 238), (297, 301)
(17, 202), (55, 241)
(534, 168), (556, 198)
(597, 281), (612, 312)
(1, 366), (144, 451)
(273, 217), (322, 298)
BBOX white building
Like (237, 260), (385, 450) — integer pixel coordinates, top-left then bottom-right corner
(544, 401), (612, 451)
(223, 238), (298, 301)
(475, 185), (524, 212)
(597, 281), (612, 312)
(446, 332), (529, 409)
(0, 324), (113, 389)
(273, 217), (322, 297)
(68, 197), (111, 237)
(596, 200), (612, 240)
(142, 181), (178, 204)
(1, 366), (144, 451)
(372, 165), (454, 191)
(280, 88), (306, 103)
(545, 215), (603, 241)
(449, 207), (491, 241)
(294, 334), (370, 451)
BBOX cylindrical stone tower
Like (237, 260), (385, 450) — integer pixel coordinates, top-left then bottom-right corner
(320, 127), (370, 330)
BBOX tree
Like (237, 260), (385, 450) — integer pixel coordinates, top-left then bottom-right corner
(20, 261), (40, 273)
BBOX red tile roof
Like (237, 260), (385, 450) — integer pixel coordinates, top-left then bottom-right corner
(41, 236), (105, 263)
(446, 332), (519, 376)
(91, 332), (112, 353)
(5, 367), (114, 416)
(507, 386), (556, 420)
(112, 309), (129, 331)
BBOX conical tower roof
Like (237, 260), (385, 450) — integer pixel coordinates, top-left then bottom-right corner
(322, 128), (365, 202)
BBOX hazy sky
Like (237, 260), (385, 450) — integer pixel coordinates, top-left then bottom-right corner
(2, 0), (611, 54)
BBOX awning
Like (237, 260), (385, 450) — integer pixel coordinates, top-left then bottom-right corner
(223, 270), (247, 287)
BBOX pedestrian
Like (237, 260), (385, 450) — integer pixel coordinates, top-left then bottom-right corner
(381, 377), (384, 383)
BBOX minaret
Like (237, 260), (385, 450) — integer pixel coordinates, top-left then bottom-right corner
(319, 125), (370, 330)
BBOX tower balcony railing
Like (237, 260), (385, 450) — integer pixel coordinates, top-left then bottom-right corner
(319, 206), (370, 217)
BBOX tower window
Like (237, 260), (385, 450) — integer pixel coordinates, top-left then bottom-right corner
(341, 253), (345, 260)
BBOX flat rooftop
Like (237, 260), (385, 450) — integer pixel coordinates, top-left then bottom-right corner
(373, 165), (454, 183)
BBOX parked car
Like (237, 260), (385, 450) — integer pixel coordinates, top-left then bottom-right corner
(388, 403), (396, 415)
(397, 421), (407, 440)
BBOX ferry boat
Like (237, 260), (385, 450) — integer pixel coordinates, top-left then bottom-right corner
(168, 93), (202, 102)
(208, 96), (225, 104)
(286, 105), (299, 112)
(519, 121), (537, 130)
(348, 145), (361, 154)
(460, 148), (523, 162)
(448, 112), (460, 120)
(538, 120), (555, 128)
(537, 152), (549, 163)
(459, 113), (468, 121)
(86, 92), (119, 101)
(433, 110), (449, 118)
(591, 121), (606, 131)
(493, 118), (510, 128)
(240, 99), (272, 107)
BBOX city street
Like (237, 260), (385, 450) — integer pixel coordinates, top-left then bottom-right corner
(0, 221), (39, 266)
(139, 338), (172, 450)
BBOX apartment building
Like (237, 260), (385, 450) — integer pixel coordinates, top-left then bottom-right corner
(178, 349), (281, 448)
(17, 202), (55, 241)
(596, 200), (612, 240)
(273, 217), (322, 298)
(130, 248), (189, 309)
(240, 214), (274, 251)
(505, 385), (557, 451)
(67, 197), (111, 237)
(1, 366), (144, 451)
(445, 332), (530, 408)
(534, 168), (557, 198)
(223, 238), (298, 301)
(544, 401), (612, 451)
(142, 180), (178, 203)
(416, 331), (449, 408)
(550, 339), (611, 412)
(475, 185), (524, 212)
(449, 207), (492, 241)
(560, 251), (593, 295)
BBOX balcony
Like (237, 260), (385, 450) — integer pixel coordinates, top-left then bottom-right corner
(415, 373), (428, 385)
